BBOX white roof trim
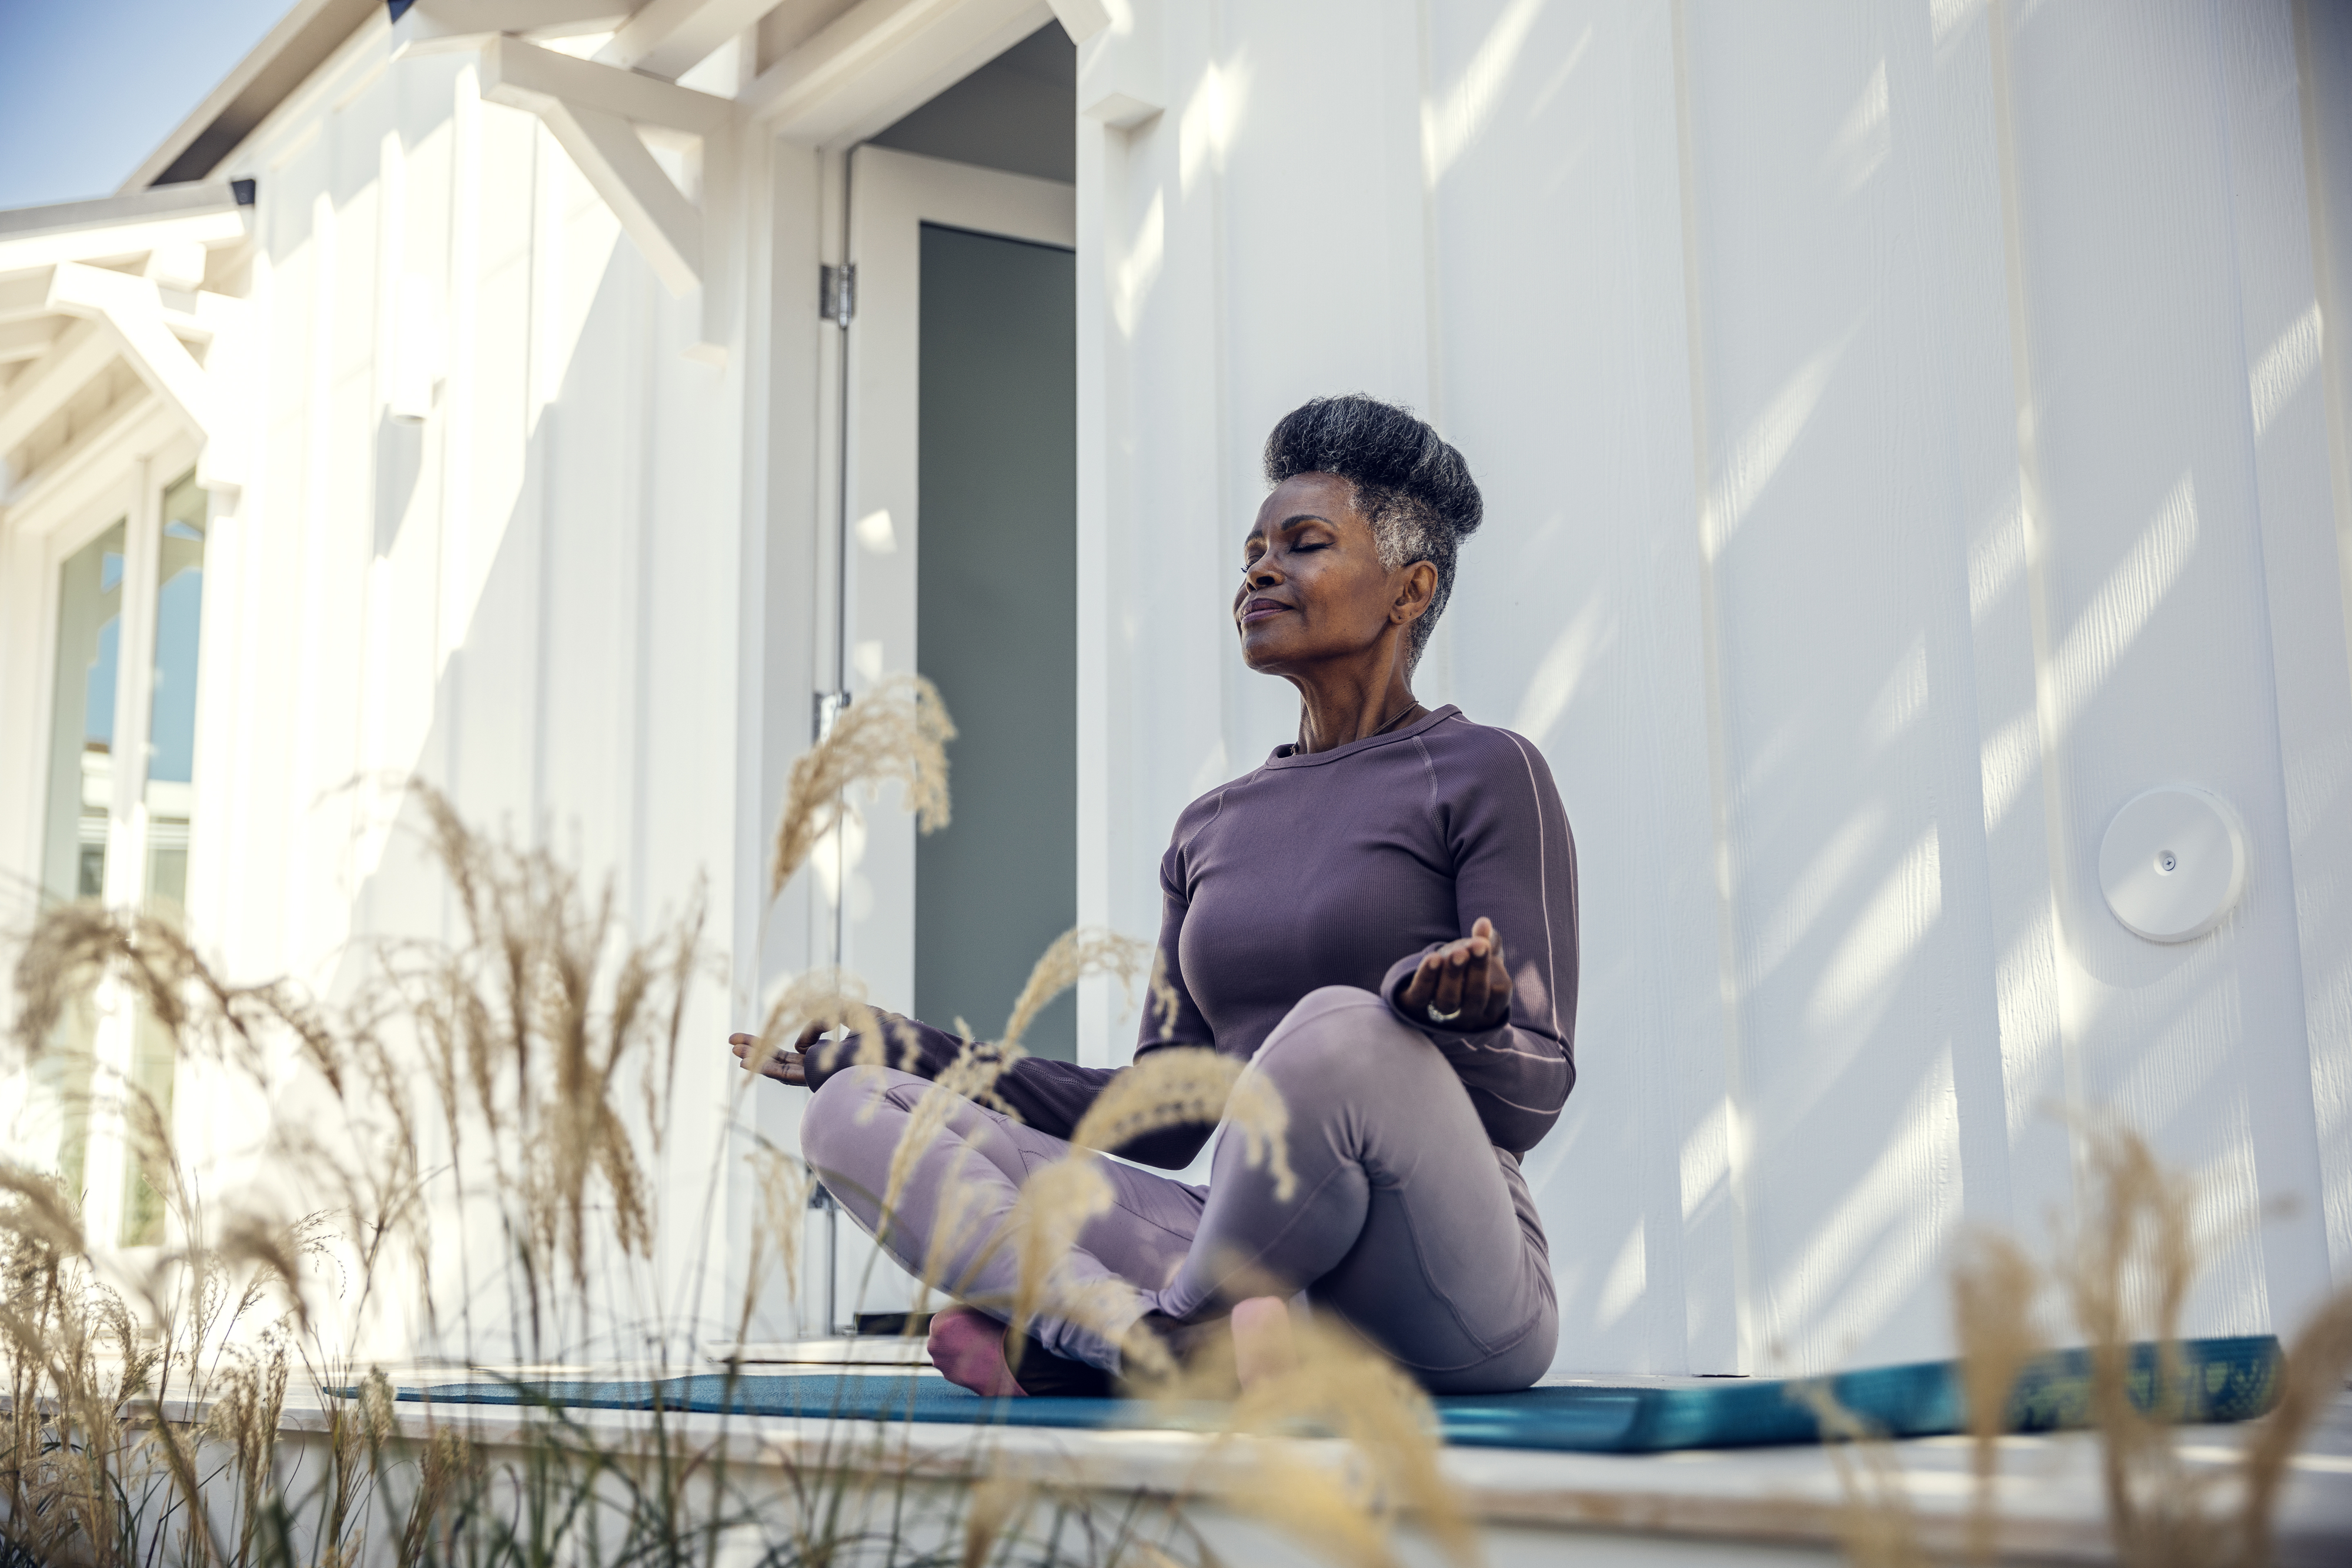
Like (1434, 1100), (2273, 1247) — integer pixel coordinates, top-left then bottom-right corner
(0, 187), (251, 279)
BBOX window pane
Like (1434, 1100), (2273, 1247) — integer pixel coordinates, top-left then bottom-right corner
(121, 471), (208, 1244)
(35, 521), (122, 1212)
(41, 521), (126, 905)
(143, 474), (206, 928)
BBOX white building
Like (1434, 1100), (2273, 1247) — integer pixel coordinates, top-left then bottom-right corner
(2, 0), (2350, 1379)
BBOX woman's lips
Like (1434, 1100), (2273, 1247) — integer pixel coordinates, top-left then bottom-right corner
(1240, 597), (1291, 626)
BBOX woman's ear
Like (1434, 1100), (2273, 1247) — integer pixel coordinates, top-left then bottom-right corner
(1392, 560), (1438, 625)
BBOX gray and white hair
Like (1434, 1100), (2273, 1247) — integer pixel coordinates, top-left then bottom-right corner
(1261, 394), (1484, 670)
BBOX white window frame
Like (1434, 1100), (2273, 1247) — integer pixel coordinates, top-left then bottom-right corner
(2, 412), (208, 1253)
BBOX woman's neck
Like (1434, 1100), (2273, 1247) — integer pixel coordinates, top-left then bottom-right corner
(1292, 668), (1423, 754)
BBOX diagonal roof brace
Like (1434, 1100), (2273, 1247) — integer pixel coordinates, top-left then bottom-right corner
(396, 12), (740, 364)
(36, 262), (252, 495)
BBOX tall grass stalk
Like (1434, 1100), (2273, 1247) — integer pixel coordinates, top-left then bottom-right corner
(0, 674), (1444, 1567)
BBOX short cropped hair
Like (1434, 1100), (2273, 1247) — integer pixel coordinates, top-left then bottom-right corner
(1261, 394), (1484, 670)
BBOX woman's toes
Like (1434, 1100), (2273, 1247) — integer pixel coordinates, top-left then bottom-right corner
(1230, 1295), (1298, 1390)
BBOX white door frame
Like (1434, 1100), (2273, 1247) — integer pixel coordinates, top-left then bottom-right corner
(807, 145), (1073, 1330)
(833, 146), (1075, 1019)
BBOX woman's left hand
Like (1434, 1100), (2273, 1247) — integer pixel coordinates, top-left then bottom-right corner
(1398, 916), (1511, 1032)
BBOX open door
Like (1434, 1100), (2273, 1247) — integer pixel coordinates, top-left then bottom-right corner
(822, 144), (1076, 1326)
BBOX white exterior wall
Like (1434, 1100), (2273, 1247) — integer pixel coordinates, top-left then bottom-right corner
(5, 0), (2348, 1376)
(1076, 0), (2352, 1375)
(108, 20), (825, 1347)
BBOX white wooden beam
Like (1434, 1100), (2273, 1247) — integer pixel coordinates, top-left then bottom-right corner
(471, 33), (738, 357)
(596, 0), (775, 80)
(480, 32), (735, 133)
(0, 317), (115, 459)
(0, 186), (249, 278)
(1044, 0), (1107, 45)
(537, 99), (704, 293)
(741, 0), (1048, 145)
(0, 319), (60, 365)
(0, 272), (54, 326)
(43, 264), (222, 450)
(397, 1), (629, 39)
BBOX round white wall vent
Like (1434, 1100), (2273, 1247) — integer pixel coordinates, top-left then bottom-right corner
(2097, 786), (2248, 943)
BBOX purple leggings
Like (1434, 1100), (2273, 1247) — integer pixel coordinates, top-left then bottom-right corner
(798, 985), (1556, 1392)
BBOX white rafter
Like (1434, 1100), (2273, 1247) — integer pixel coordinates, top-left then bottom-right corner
(596, 0), (775, 80)
(740, 0), (1048, 145)
(0, 263), (250, 494)
(0, 319), (61, 365)
(402, 26), (740, 360)
(0, 313), (115, 460)
(0, 186), (250, 278)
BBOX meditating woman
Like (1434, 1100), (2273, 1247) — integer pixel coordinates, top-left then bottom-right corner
(731, 394), (1578, 1397)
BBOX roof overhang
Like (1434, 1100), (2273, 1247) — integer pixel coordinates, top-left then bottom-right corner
(0, 186), (258, 509)
(120, 0), (386, 192)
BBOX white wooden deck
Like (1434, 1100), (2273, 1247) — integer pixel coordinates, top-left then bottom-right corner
(255, 1360), (2352, 1566)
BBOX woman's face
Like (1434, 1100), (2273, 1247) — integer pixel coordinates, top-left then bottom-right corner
(1234, 473), (1428, 677)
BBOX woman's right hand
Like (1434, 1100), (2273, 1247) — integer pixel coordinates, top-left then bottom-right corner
(729, 1029), (806, 1085)
(730, 1010), (916, 1086)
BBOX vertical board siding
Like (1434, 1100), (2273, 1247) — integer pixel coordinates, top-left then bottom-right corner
(153, 33), (755, 1353)
(2009, 0), (2329, 1335)
(1083, 0), (2351, 1370)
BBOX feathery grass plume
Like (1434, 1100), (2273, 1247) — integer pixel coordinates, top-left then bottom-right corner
(1950, 1228), (2041, 1563)
(202, 1332), (292, 1566)
(2238, 1283), (2352, 1566)
(737, 1144), (814, 1338)
(1001, 927), (1155, 1054)
(960, 1472), (1038, 1568)
(751, 965), (894, 1065)
(1002, 1156), (1117, 1353)
(991, 1051), (1295, 1366)
(881, 1032), (1031, 1246)
(397, 1428), (477, 1568)
(1072, 1049), (1295, 1201)
(1145, 947), (1182, 1045)
(386, 780), (707, 1313)
(2055, 1121), (2218, 1566)
(1793, 1381), (1926, 1568)
(1206, 1311), (1475, 1568)
(771, 672), (955, 900)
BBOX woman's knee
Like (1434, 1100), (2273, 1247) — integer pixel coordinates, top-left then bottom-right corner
(799, 1062), (904, 1174)
(1255, 985), (1428, 1080)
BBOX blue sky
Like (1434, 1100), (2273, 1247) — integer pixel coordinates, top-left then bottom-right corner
(0, 0), (298, 208)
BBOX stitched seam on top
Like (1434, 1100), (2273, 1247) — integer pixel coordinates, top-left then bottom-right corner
(1412, 734), (1443, 843)
(1501, 730), (1564, 1042)
(1172, 786), (1230, 862)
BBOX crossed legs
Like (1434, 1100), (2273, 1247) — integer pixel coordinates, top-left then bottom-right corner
(797, 987), (1556, 1393)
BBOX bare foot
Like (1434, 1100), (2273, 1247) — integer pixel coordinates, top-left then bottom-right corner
(1230, 1296), (1298, 1390)
(927, 1306), (1025, 1398)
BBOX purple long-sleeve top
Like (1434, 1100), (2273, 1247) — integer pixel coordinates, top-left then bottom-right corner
(804, 706), (1579, 1165)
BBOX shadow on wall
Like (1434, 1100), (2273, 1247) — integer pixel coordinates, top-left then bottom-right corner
(237, 188), (753, 1356)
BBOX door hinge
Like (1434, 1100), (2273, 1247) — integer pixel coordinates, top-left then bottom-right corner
(813, 689), (851, 742)
(820, 263), (856, 328)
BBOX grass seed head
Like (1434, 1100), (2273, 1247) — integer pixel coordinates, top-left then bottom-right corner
(771, 673), (955, 901)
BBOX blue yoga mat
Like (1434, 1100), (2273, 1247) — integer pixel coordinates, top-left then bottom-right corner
(375, 1334), (2281, 1454)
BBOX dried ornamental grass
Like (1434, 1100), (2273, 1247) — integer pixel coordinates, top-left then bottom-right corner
(984, 1050), (1298, 1370)
(1070, 1050), (1295, 1202)
(1950, 1228), (2040, 1562)
(1000, 928), (1156, 1054)
(1933, 1120), (2352, 1568)
(1793, 1381), (1926, 1568)
(771, 672), (955, 901)
(1201, 1312), (1476, 1568)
